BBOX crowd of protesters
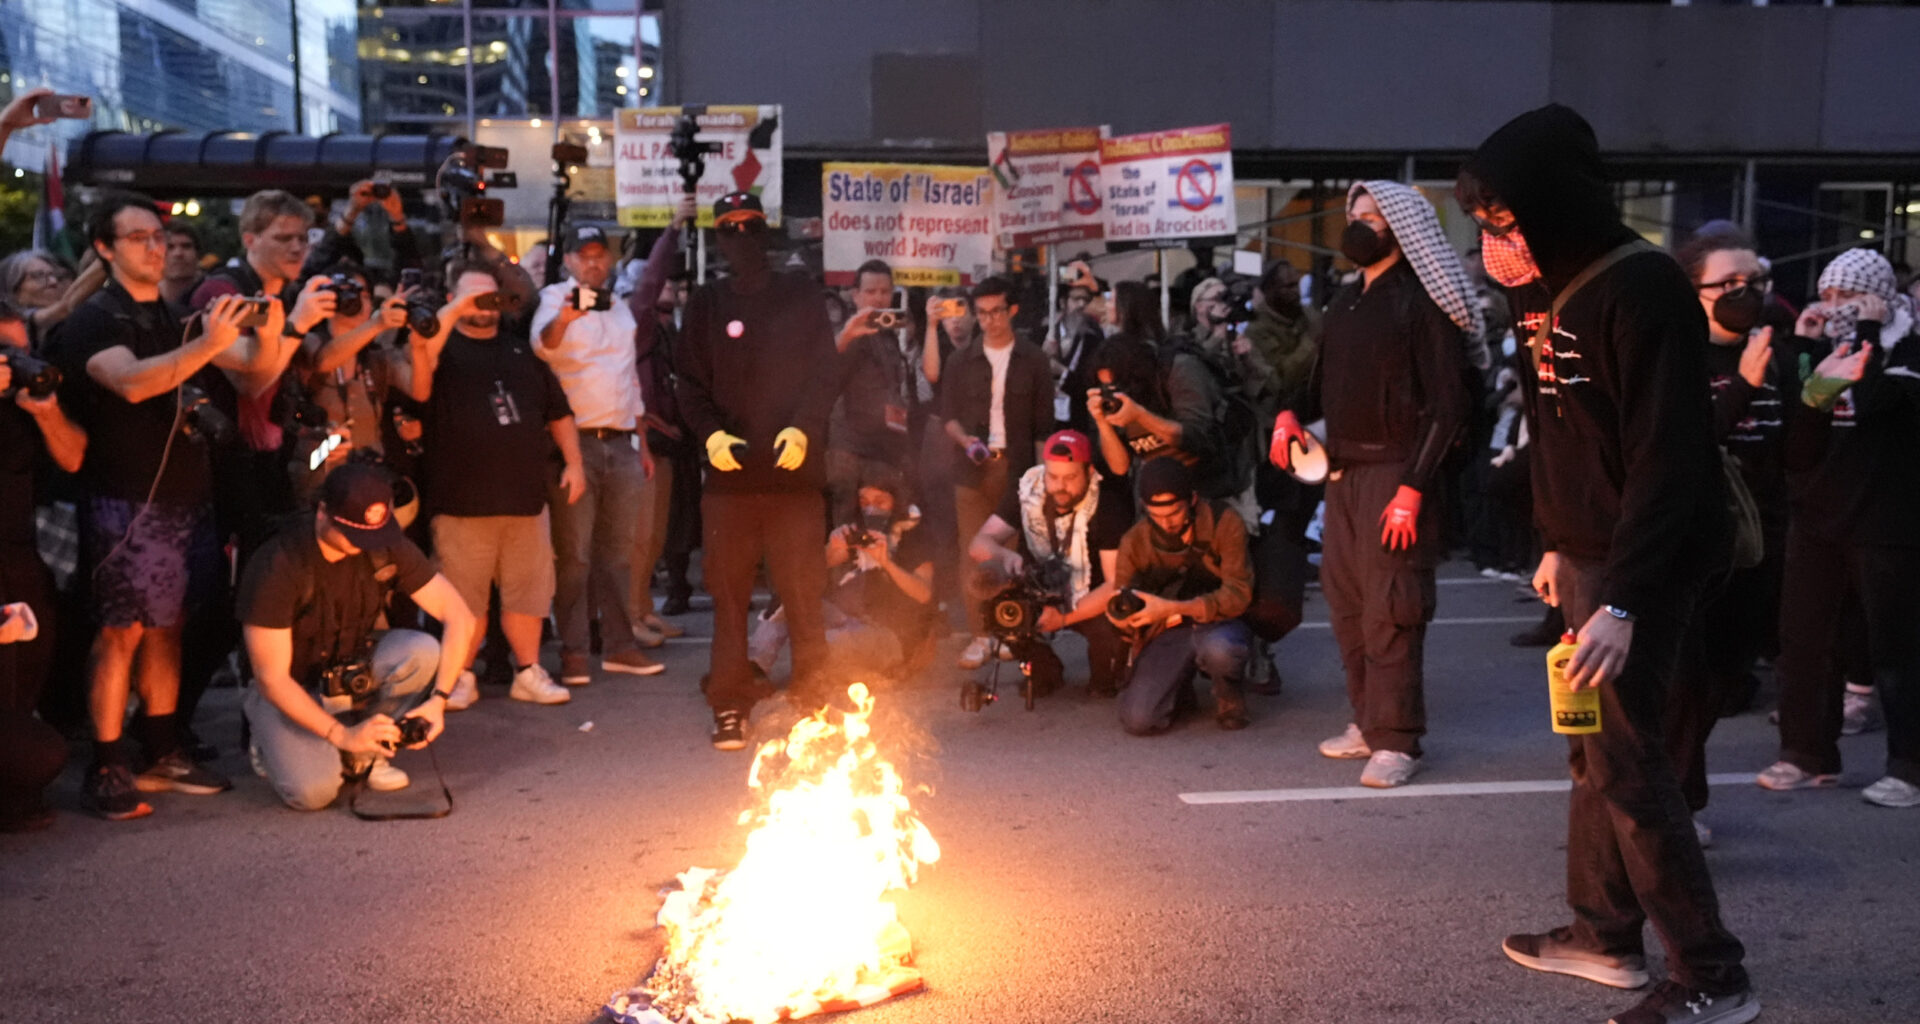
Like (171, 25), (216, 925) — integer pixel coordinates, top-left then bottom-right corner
(3, 91), (1918, 1013)
(6, 80), (1919, 1024)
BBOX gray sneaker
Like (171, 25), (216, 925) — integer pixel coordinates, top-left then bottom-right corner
(1503, 928), (1649, 990)
(1606, 981), (1759, 1024)
(1862, 775), (1920, 808)
(134, 751), (232, 795)
(1359, 749), (1419, 788)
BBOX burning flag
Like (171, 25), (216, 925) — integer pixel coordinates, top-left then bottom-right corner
(609, 684), (940, 1024)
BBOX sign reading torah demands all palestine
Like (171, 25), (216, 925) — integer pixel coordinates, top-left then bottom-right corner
(614, 105), (782, 228)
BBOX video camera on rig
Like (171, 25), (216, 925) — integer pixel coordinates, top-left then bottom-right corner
(0, 346), (61, 399)
(668, 110), (723, 196)
(437, 144), (513, 228)
(982, 557), (1071, 649)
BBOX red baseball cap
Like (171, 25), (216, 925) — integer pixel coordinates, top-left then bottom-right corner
(1042, 429), (1092, 465)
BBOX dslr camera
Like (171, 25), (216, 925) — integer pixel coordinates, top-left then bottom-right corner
(0, 346), (62, 399)
(1096, 383), (1124, 416)
(322, 273), (365, 318)
(318, 657), (378, 702)
(390, 714), (430, 750)
(178, 383), (234, 445)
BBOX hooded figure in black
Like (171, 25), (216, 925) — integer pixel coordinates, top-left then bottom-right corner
(1458, 105), (1756, 1022)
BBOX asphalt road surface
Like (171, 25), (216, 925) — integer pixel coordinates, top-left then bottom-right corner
(4, 565), (1915, 1024)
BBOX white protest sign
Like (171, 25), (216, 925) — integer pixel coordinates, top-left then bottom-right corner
(614, 105), (782, 228)
(822, 163), (994, 287)
(1100, 123), (1236, 246)
(986, 126), (1106, 250)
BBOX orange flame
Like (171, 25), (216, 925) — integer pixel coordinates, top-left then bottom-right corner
(644, 683), (939, 1023)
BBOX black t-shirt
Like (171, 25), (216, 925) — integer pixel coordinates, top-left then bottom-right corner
(992, 476), (1134, 590)
(237, 516), (438, 688)
(420, 329), (572, 518)
(50, 281), (215, 506)
(0, 403), (40, 546)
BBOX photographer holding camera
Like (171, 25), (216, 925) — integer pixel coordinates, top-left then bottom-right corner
(289, 261), (418, 498)
(530, 224), (665, 683)
(50, 191), (265, 820)
(303, 178), (423, 280)
(0, 302), (86, 833)
(240, 463), (475, 811)
(748, 467), (936, 682)
(405, 260), (581, 710)
(828, 259), (918, 526)
(966, 430), (1133, 697)
(1108, 457), (1255, 734)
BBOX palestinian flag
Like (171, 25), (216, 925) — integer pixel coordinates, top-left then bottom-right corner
(990, 145), (1021, 191)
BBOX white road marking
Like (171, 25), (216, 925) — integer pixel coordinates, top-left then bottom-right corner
(1180, 773), (1757, 805)
(1295, 616), (1543, 630)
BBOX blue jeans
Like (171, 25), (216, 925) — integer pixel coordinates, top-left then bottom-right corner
(1117, 620), (1253, 736)
(243, 630), (439, 811)
(550, 431), (648, 654)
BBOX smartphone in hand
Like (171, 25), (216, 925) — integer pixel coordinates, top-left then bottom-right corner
(33, 94), (92, 120)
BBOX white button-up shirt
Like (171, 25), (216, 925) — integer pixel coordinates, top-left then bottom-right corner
(531, 278), (645, 431)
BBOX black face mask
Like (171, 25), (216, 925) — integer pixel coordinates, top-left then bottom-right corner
(1340, 221), (1395, 267)
(1711, 287), (1765, 336)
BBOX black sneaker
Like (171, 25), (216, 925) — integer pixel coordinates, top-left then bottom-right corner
(711, 710), (747, 751)
(84, 763), (154, 821)
(661, 594), (692, 616)
(1504, 928), (1650, 990)
(1606, 981), (1760, 1024)
(134, 751), (233, 795)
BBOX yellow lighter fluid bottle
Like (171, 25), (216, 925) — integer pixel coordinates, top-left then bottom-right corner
(1548, 632), (1602, 735)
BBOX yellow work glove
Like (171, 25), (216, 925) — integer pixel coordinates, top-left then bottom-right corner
(772, 427), (808, 471)
(705, 430), (747, 472)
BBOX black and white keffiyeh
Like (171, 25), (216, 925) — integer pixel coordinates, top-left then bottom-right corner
(1347, 180), (1485, 339)
(1817, 248), (1914, 345)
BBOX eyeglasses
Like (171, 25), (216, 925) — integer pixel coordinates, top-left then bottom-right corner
(23, 268), (64, 284)
(1697, 274), (1770, 296)
(117, 230), (167, 249)
(974, 305), (1012, 319)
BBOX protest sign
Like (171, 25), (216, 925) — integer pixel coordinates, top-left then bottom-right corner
(614, 105), (782, 228)
(822, 163), (994, 287)
(986, 126), (1106, 250)
(1099, 123), (1236, 247)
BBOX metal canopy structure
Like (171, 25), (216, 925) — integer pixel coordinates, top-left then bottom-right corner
(62, 131), (472, 201)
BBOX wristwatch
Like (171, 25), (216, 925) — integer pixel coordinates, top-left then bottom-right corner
(1601, 604), (1636, 623)
(431, 686), (455, 701)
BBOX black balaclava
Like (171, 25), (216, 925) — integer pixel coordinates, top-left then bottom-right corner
(1462, 104), (1638, 296)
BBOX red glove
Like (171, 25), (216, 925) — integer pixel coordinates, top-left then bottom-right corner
(1380, 485), (1421, 551)
(1269, 410), (1307, 470)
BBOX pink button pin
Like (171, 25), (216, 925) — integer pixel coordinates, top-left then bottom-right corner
(726, 320), (745, 338)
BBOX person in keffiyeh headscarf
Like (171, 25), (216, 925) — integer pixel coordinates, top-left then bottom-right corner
(1265, 179), (1473, 789)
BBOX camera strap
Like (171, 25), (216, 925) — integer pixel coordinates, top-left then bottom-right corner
(346, 743), (454, 821)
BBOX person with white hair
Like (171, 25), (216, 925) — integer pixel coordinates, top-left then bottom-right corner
(1268, 180), (1475, 788)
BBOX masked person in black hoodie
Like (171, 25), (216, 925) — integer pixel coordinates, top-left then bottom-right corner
(1757, 247), (1920, 810)
(676, 192), (842, 751)
(1457, 105), (1758, 1024)
(1269, 181), (1476, 788)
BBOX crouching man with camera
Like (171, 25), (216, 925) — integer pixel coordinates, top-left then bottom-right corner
(240, 463), (476, 811)
(966, 430), (1133, 697)
(1109, 457), (1256, 734)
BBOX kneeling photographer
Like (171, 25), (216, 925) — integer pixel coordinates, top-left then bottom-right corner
(966, 430), (1133, 697)
(1109, 457), (1255, 734)
(748, 467), (935, 684)
(240, 464), (476, 812)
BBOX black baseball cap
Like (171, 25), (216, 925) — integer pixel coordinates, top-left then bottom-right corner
(322, 462), (406, 552)
(713, 191), (766, 229)
(564, 224), (610, 253)
(1136, 456), (1195, 507)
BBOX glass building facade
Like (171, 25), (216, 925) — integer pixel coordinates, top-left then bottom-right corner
(0, 1), (659, 160)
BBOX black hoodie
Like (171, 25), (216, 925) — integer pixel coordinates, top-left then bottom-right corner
(1466, 106), (1728, 618)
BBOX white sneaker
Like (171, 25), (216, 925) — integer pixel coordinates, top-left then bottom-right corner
(1862, 775), (1920, 808)
(509, 663), (571, 705)
(1693, 816), (1713, 849)
(1318, 723), (1371, 760)
(1359, 749), (1420, 788)
(444, 670), (479, 711)
(955, 636), (993, 670)
(367, 756), (410, 792)
(1841, 689), (1882, 735)
(1754, 760), (1837, 791)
